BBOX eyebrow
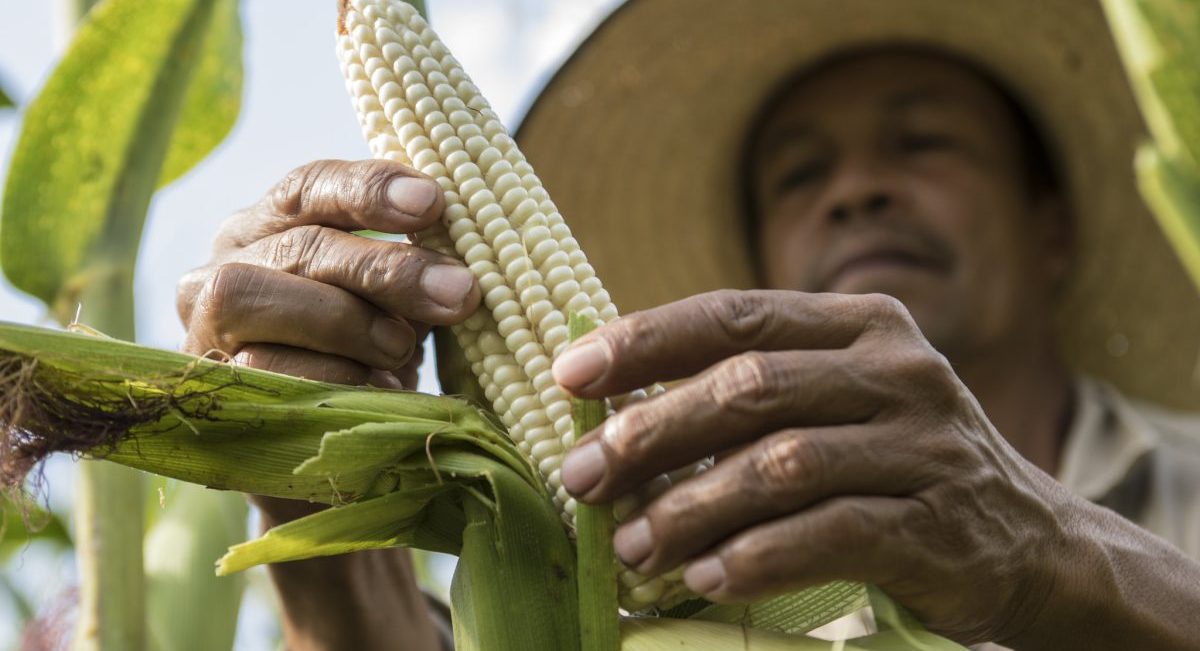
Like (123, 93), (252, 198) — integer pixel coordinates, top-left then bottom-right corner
(757, 123), (818, 162)
(883, 87), (945, 111)
(756, 86), (948, 160)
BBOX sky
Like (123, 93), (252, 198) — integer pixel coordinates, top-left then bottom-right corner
(0, 1), (622, 648)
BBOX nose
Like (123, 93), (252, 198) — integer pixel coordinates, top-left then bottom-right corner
(824, 157), (895, 224)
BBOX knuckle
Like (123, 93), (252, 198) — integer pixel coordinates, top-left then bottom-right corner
(710, 289), (770, 346)
(195, 263), (256, 351)
(709, 351), (779, 414)
(606, 406), (656, 463)
(357, 162), (401, 208)
(604, 311), (656, 360)
(858, 292), (910, 325)
(353, 244), (416, 296)
(748, 432), (821, 500)
(176, 267), (210, 325)
(268, 225), (327, 273)
(893, 345), (958, 398)
(269, 160), (337, 217)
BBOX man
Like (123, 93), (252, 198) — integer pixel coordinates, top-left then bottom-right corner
(176, 0), (1200, 648)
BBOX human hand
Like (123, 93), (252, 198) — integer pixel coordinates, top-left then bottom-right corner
(177, 159), (480, 521)
(177, 158), (479, 390)
(555, 289), (1075, 644)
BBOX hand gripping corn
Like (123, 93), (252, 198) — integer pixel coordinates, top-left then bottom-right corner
(337, 0), (706, 610)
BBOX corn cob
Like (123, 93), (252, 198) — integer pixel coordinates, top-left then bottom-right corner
(336, 0), (707, 610)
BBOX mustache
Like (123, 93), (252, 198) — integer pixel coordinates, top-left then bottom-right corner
(814, 220), (956, 292)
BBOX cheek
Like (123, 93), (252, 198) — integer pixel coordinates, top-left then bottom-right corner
(758, 206), (823, 290)
(911, 168), (1039, 327)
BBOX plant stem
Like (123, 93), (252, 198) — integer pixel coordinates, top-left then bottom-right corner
(569, 313), (620, 651)
(68, 262), (146, 651)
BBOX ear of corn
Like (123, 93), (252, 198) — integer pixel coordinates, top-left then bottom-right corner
(337, 0), (708, 611)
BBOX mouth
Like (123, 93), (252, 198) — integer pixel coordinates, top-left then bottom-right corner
(822, 245), (951, 292)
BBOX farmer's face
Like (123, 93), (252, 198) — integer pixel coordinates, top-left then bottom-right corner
(751, 52), (1069, 360)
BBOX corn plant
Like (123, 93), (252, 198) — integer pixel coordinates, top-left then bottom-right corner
(0, 0), (245, 648)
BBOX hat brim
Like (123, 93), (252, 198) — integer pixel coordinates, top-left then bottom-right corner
(513, 0), (1200, 409)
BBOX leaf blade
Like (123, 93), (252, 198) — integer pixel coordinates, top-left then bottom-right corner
(0, 0), (241, 314)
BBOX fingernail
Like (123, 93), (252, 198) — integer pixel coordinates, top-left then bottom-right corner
(387, 176), (438, 215)
(421, 265), (475, 310)
(614, 517), (655, 567)
(561, 442), (606, 495)
(684, 557), (725, 594)
(552, 341), (608, 389)
(369, 317), (413, 365)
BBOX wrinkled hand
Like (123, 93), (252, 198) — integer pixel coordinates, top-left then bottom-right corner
(555, 289), (1073, 644)
(177, 159), (481, 523)
(177, 159), (480, 390)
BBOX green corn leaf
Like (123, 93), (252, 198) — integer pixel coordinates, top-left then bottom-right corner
(1, 497), (72, 562)
(1137, 144), (1200, 288)
(0, 0), (243, 320)
(0, 84), (12, 109)
(1104, 0), (1200, 291)
(1103, 0), (1200, 171)
(159, 0), (243, 187)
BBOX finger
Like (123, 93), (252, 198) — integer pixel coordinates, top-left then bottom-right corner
(232, 343), (372, 386)
(682, 495), (919, 604)
(611, 425), (930, 575)
(182, 262), (416, 370)
(562, 349), (884, 502)
(214, 159), (445, 253)
(232, 226), (479, 325)
(553, 289), (917, 398)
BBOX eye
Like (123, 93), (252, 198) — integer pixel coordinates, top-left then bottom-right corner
(773, 160), (827, 193)
(897, 132), (953, 153)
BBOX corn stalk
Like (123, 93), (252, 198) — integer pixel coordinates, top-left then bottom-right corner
(0, 0), (244, 647)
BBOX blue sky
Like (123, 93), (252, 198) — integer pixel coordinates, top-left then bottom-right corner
(0, 1), (620, 648)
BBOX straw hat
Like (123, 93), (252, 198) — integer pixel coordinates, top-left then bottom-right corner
(512, 0), (1200, 410)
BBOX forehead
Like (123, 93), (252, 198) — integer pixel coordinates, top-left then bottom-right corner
(757, 50), (1017, 135)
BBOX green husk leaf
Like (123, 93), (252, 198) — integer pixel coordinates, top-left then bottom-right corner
(451, 455), (581, 651)
(619, 618), (965, 650)
(216, 483), (454, 574)
(570, 312), (620, 651)
(0, 321), (525, 503)
(687, 581), (869, 635)
(0, 84), (12, 109)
